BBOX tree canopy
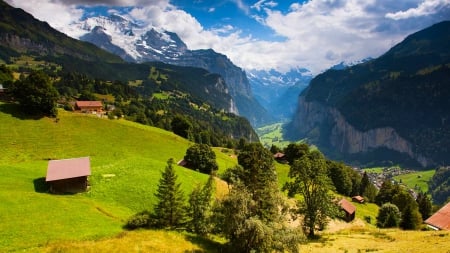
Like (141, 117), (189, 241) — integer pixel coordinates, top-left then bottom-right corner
(283, 149), (337, 238)
(9, 71), (59, 117)
(184, 143), (218, 174)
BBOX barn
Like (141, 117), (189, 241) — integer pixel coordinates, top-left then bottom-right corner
(46, 157), (91, 194)
(425, 202), (450, 231)
(75, 101), (103, 113)
(338, 198), (356, 222)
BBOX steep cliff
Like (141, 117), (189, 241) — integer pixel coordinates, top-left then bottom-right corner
(288, 21), (450, 167)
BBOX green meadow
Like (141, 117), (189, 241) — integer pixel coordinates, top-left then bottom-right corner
(0, 103), (237, 252)
(393, 169), (435, 193)
(1, 103), (448, 252)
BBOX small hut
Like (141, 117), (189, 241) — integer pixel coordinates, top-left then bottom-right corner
(352, 195), (365, 203)
(338, 198), (356, 222)
(46, 157), (91, 194)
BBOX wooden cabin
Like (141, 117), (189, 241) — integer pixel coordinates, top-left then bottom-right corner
(425, 202), (450, 230)
(75, 101), (103, 113)
(46, 157), (91, 194)
(338, 198), (356, 222)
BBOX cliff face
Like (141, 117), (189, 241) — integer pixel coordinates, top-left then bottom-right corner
(292, 96), (431, 167)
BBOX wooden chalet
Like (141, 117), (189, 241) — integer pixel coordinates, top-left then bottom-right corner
(338, 198), (356, 222)
(273, 152), (287, 163)
(425, 202), (450, 230)
(46, 157), (91, 194)
(352, 195), (365, 203)
(75, 101), (103, 113)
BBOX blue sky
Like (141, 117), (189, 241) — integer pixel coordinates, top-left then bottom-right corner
(5, 0), (450, 74)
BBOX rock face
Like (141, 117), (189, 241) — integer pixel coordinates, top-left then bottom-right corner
(288, 21), (450, 168)
(291, 96), (431, 167)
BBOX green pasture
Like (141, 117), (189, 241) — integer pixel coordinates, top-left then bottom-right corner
(394, 169), (435, 193)
(0, 103), (237, 251)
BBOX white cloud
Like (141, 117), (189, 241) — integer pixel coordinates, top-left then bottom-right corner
(4, 0), (450, 74)
(386, 0), (450, 20)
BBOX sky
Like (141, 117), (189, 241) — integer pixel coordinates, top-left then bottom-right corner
(5, 0), (450, 74)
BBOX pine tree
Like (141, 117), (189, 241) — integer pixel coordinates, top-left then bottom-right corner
(416, 192), (433, 220)
(153, 158), (186, 229)
(188, 175), (215, 235)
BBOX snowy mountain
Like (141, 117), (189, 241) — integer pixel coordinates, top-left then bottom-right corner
(247, 68), (312, 121)
(72, 14), (272, 126)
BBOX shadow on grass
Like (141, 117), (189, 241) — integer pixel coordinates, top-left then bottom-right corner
(33, 177), (49, 193)
(183, 234), (224, 253)
(0, 103), (45, 120)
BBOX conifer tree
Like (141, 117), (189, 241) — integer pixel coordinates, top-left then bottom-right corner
(188, 175), (215, 235)
(153, 158), (186, 229)
(416, 192), (433, 220)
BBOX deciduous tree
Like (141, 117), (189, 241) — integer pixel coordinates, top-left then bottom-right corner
(184, 144), (218, 174)
(283, 149), (337, 238)
(9, 71), (59, 116)
(377, 203), (401, 228)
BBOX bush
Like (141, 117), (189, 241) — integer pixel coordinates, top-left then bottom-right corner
(124, 210), (151, 230)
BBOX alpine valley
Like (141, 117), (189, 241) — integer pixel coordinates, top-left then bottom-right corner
(287, 21), (450, 168)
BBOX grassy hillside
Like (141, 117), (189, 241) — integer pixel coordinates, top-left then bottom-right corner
(394, 169), (435, 193)
(0, 103), (237, 252)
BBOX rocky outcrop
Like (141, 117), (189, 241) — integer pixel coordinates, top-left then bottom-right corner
(292, 96), (431, 167)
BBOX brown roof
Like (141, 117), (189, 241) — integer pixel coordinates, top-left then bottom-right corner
(46, 157), (91, 182)
(352, 195), (365, 202)
(425, 202), (450, 230)
(76, 101), (103, 108)
(338, 198), (356, 215)
(274, 152), (285, 158)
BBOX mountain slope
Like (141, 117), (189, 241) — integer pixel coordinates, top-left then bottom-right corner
(73, 14), (272, 126)
(0, 1), (258, 144)
(288, 21), (450, 167)
(0, 1), (122, 63)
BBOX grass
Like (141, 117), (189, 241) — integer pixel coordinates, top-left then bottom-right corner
(393, 169), (435, 193)
(256, 122), (292, 148)
(303, 227), (450, 253)
(1, 103), (448, 252)
(362, 167), (385, 173)
(0, 103), (235, 252)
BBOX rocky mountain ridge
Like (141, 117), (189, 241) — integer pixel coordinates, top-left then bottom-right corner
(288, 21), (450, 167)
(73, 14), (271, 126)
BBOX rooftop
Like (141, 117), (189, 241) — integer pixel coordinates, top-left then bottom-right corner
(46, 157), (91, 182)
(425, 202), (450, 230)
(339, 198), (356, 214)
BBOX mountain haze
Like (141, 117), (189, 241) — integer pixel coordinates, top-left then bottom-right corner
(288, 21), (450, 168)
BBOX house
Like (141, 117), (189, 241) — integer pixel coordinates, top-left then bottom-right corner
(46, 157), (91, 194)
(338, 198), (356, 222)
(273, 152), (287, 163)
(352, 195), (365, 203)
(75, 101), (103, 113)
(425, 202), (450, 230)
(177, 159), (188, 167)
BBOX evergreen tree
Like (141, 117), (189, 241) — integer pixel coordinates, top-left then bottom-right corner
(153, 158), (186, 229)
(416, 192), (433, 220)
(400, 204), (423, 230)
(327, 160), (352, 196)
(187, 175), (215, 235)
(283, 149), (337, 238)
(375, 180), (401, 206)
(283, 143), (309, 164)
(376, 203), (401, 228)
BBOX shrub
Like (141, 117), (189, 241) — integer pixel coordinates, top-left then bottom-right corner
(124, 210), (151, 230)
